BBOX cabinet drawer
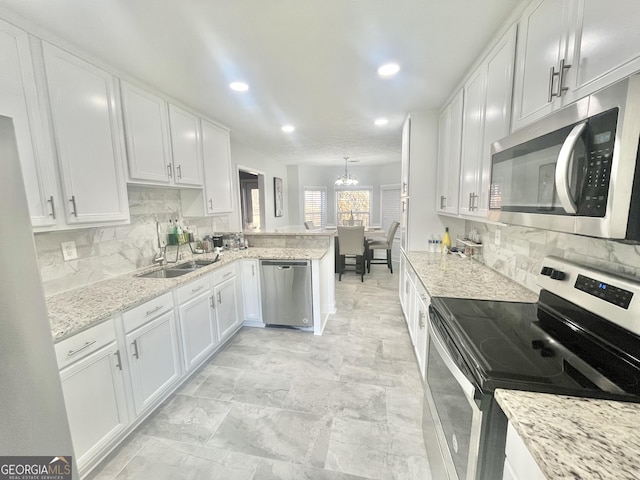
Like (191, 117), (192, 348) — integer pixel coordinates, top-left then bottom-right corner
(415, 279), (430, 305)
(212, 263), (236, 286)
(176, 275), (211, 304)
(122, 292), (174, 333)
(55, 319), (116, 369)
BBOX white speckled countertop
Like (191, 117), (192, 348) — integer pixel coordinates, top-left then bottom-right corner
(405, 252), (539, 302)
(47, 247), (327, 342)
(495, 389), (640, 480)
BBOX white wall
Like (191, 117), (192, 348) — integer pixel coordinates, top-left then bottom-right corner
(230, 140), (290, 231)
(290, 162), (401, 227)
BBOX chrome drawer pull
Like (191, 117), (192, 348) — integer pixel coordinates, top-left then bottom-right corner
(114, 350), (122, 370)
(145, 305), (163, 316)
(223, 271), (233, 278)
(67, 340), (96, 357)
(132, 340), (139, 359)
(48, 196), (56, 219)
(192, 285), (205, 293)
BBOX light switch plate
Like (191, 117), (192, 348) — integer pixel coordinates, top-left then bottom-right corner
(495, 228), (501, 246)
(61, 241), (78, 261)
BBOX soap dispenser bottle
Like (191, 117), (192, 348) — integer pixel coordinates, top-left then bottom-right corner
(442, 227), (451, 253)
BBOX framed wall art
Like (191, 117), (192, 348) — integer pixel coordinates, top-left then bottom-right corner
(274, 177), (283, 217)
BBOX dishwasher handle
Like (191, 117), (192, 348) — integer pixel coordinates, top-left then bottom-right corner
(260, 260), (309, 267)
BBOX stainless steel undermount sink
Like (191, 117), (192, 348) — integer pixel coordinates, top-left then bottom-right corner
(137, 268), (191, 279)
(136, 257), (219, 278)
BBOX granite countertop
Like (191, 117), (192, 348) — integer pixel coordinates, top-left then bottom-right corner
(495, 389), (640, 480)
(405, 251), (539, 302)
(47, 247), (327, 343)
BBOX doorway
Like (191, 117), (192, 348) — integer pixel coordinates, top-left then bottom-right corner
(239, 169), (266, 230)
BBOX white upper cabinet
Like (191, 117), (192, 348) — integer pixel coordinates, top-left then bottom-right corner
(511, 0), (574, 130)
(43, 42), (129, 225)
(478, 25), (517, 215)
(436, 90), (463, 215)
(401, 115), (411, 197)
(563, 0), (640, 104)
(121, 81), (172, 184)
(459, 68), (486, 216)
(168, 104), (202, 187)
(0, 21), (57, 228)
(512, 0), (640, 131)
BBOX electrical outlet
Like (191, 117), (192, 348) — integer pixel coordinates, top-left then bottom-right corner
(495, 228), (501, 246)
(61, 241), (78, 261)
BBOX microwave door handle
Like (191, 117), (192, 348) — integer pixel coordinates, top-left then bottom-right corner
(555, 122), (587, 214)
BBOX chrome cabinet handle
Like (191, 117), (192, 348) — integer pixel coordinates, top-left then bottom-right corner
(48, 196), (56, 219)
(557, 59), (571, 98)
(208, 198), (213, 209)
(468, 192), (473, 211)
(440, 195), (446, 210)
(192, 285), (205, 293)
(67, 340), (96, 357)
(210, 296), (215, 309)
(403, 182), (408, 194)
(177, 164), (182, 179)
(114, 350), (122, 370)
(556, 122), (586, 215)
(548, 65), (559, 102)
(69, 195), (78, 217)
(132, 340), (139, 359)
(217, 291), (222, 304)
(252, 265), (255, 276)
(145, 305), (163, 317)
(167, 164), (173, 177)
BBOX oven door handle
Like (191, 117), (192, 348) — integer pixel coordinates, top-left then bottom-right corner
(428, 316), (478, 403)
(555, 121), (586, 215)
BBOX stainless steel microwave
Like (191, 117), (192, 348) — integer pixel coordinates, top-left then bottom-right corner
(489, 74), (640, 242)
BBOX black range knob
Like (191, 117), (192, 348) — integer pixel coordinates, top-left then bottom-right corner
(531, 340), (544, 350)
(550, 270), (566, 280)
(540, 267), (553, 276)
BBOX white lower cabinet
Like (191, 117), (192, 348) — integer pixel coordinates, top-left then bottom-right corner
(57, 321), (128, 477)
(503, 422), (548, 480)
(213, 264), (242, 342)
(414, 283), (430, 379)
(124, 309), (181, 416)
(241, 259), (262, 324)
(177, 276), (218, 373)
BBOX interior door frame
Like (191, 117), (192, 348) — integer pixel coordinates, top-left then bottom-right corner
(236, 164), (266, 231)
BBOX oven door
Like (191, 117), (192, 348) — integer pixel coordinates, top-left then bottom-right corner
(424, 307), (484, 480)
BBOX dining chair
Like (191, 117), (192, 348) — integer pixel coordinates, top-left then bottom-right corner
(337, 225), (366, 282)
(367, 220), (400, 273)
(304, 221), (315, 230)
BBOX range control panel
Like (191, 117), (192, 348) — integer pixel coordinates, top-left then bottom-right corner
(574, 274), (633, 309)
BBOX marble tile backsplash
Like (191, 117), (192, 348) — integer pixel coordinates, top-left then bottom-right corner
(467, 220), (640, 292)
(35, 185), (231, 295)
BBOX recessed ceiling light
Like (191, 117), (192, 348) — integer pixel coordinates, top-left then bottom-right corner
(375, 118), (389, 126)
(282, 124), (295, 133)
(377, 63), (400, 77)
(229, 82), (249, 92)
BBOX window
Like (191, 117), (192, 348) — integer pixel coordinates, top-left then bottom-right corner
(304, 187), (327, 228)
(336, 188), (372, 227)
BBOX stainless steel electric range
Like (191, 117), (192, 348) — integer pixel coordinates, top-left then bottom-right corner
(423, 256), (640, 480)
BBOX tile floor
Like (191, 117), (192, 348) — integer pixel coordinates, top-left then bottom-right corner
(87, 265), (432, 480)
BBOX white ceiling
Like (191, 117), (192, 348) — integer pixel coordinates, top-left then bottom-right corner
(0, 0), (524, 166)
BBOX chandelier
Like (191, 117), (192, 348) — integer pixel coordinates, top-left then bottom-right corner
(335, 157), (359, 186)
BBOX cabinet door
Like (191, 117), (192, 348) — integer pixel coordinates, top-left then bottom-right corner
(215, 275), (241, 342)
(414, 289), (430, 379)
(59, 342), (128, 474)
(459, 68), (486, 216)
(178, 290), (217, 372)
(169, 104), (202, 186)
(436, 91), (463, 215)
(241, 260), (262, 323)
(512, 0), (570, 130)
(121, 82), (172, 184)
(478, 25), (516, 217)
(565, 0), (640, 103)
(126, 311), (181, 416)
(401, 115), (411, 197)
(0, 21), (57, 227)
(43, 43), (129, 225)
(202, 119), (233, 213)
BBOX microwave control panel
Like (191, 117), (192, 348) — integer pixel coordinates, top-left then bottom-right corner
(579, 108), (618, 217)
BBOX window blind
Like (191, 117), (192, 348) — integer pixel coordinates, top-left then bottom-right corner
(304, 187), (327, 228)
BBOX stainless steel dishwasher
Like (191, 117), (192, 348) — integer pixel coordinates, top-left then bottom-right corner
(260, 260), (313, 327)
